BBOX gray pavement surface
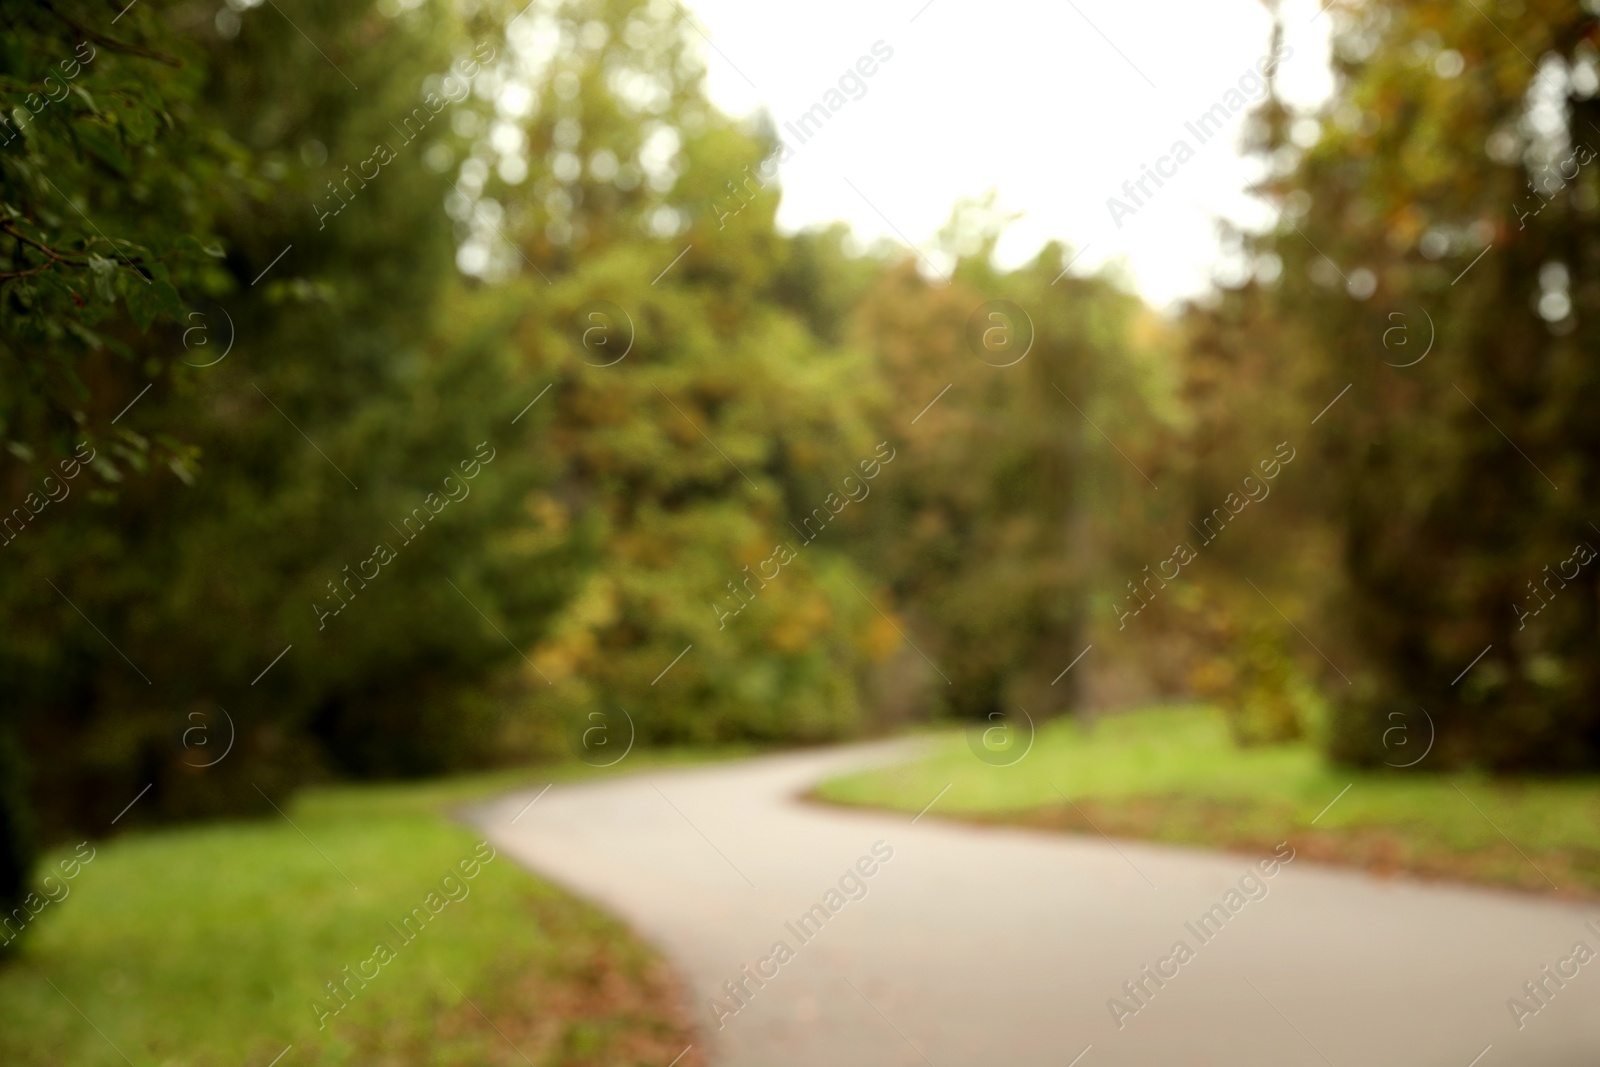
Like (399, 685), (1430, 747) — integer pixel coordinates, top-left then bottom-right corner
(473, 742), (1600, 1067)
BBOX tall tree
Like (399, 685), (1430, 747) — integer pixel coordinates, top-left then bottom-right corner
(1227, 1), (1600, 767)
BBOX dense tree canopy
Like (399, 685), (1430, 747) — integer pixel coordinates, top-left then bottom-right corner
(1190, 0), (1600, 768)
(5, 0), (1599, 943)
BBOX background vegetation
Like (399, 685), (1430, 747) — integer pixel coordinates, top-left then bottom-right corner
(4, 0), (1598, 1001)
(0, 755), (713, 1065)
(816, 706), (1600, 898)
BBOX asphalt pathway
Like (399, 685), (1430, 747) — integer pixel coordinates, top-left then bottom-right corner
(473, 742), (1600, 1067)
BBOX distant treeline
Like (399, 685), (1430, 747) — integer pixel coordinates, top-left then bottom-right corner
(3, 0), (1597, 938)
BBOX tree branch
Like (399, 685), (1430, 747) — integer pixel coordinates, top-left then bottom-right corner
(0, 218), (143, 282)
(40, 1), (184, 67)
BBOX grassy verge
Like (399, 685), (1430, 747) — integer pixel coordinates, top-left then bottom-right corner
(0, 750), (734, 1066)
(814, 707), (1600, 899)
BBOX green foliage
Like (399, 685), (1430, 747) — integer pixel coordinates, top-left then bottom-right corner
(818, 706), (1339, 813)
(0, 763), (700, 1065)
(0, 0), (573, 927)
(816, 706), (1600, 895)
(14, 0), (1598, 966)
(0, 0), (1229, 936)
(0, 0), (243, 478)
(843, 221), (1161, 722)
(1182, 581), (1319, 747)
(1187, 0), (1600, 769)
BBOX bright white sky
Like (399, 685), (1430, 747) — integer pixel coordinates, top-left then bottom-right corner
(677, 0), (1336, 308)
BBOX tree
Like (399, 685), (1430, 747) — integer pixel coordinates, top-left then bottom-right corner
(1211, 0), (1600, 767)
(1, 0), (578, 936)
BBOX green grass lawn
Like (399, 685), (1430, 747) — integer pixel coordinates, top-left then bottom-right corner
(0, 751), (732, 1067)
(816, 707), (1600, 898)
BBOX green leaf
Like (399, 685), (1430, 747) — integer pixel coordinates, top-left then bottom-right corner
(76, 121), (129, 175)
(123, 272), (180, 331)
(116, 98), (159, 145)
(90, 454), (122, 483)
(88, 253), (116, 302)
(167, 456), (197, 486)
(174, 234), (228, 259)
(114, 427), (149, 451)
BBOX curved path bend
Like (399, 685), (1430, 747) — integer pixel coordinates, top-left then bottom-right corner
(473, 743), (1600, 1067)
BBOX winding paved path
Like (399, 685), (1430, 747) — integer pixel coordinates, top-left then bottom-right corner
(473, 743), (1600, 1066)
